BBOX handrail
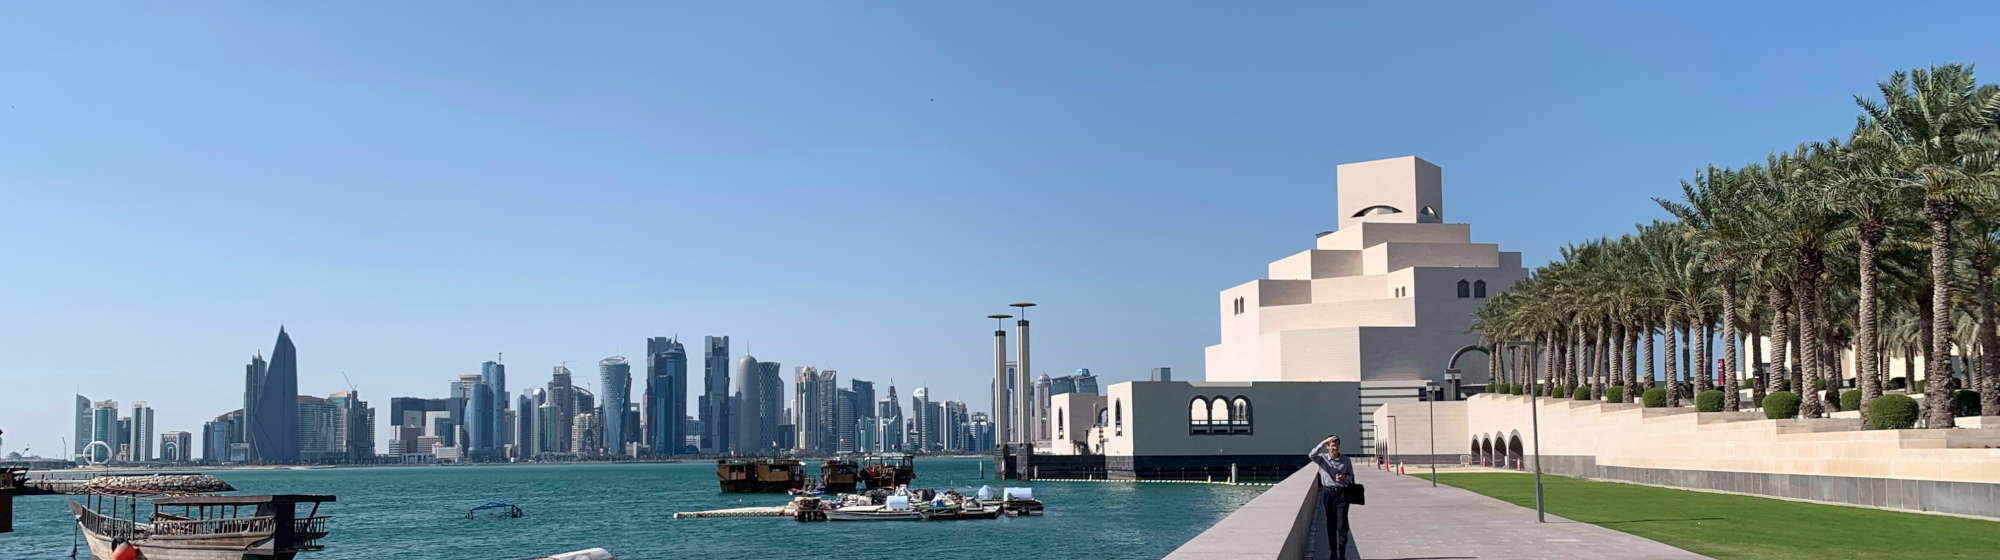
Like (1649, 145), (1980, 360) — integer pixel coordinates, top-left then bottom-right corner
(150, 515), (276, 536)
(1164, 465), (1322, 559)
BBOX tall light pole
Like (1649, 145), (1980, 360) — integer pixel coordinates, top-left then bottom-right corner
(1500, 340), (1547, 523)
(988, 314), (1012, 449)
(1425, 380), (1438, 487)
(1386, 415), (1398, 471)
(1010, 302), (1036, 448)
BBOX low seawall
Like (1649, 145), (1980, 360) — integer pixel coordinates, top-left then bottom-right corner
(1163, 466), (1321, 560)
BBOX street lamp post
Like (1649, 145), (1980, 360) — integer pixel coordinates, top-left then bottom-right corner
(1503, 340), (1547, 523)
(1386, 415), (1398, 472)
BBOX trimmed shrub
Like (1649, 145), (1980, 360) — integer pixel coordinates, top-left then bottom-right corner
(1885, 377), (1907, 390)
(1641, 387), (1668, 408)
(1951, 390), (1980, 418)
(1605, 386), (1625, 403)
(1695, 390), (1724, 412)
(1913, 380), (1925, 392)
(1762, 391), (1800, 419)
(1572, 386), (1590, 400)
(1839, 390), (1861, 412)
(1866, 394), (1919, 429)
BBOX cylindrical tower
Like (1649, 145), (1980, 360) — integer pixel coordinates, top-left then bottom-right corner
(988, 314), (1012, 446)
(1011, 302), (1036, 446)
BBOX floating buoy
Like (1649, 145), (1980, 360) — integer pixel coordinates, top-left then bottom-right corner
(112, 543), (139, 560)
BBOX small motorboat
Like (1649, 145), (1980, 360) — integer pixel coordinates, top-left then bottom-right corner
(466, 502), (525, 519)
(1000, 487), (1044, 516)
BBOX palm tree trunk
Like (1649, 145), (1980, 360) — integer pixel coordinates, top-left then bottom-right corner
(1858, 223), (1884, 421)
(1626, 323), (1640, 396)
(1594, 322), (1608, 400)
(1609, 322), (1624, 402)
(1799, 250), (1825, 418)
(1925, 202), (1958, 428)
(1975, 249), (1999, 416)
(1750, 325), (1766, 404)
(1645, 323), (1658, 393)
(1665, 320), (1681, 406)
(1680, 321), (1693, 399)
(1695, 314), (1712, 395)
(1770, 284), (1791, 396)
(1723, 279), (1740, 411)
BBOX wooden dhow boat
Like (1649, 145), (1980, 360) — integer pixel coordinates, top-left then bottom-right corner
(716, 458), (806, 493)
(69, 493), (334, 560)
(818, 459), (860, 492)
(857, 454), (915, 490)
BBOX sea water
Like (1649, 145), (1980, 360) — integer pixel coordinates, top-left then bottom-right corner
(1, 458), (1261, 559)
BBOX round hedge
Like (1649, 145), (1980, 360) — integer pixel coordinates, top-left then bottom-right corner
(1572, 386), (1590, 400)
(1762, 391), (1800, 419)
(1866, 394), (1919, 429)
(1641, 387), (1668, 408)
(1605, 386), (1625, 403)
(1840, 390), (1861, 412)
(1695, 390), (1725, 412)
(1951, 390), (1981, 418)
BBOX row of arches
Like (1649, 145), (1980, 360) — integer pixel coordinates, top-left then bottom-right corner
(1188, 396), (1252, 435)
(1456, 279), (1489, 298)
(1471, 431), (1525, 469)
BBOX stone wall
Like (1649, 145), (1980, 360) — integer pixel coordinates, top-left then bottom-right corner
(1402, 394), (2000, 518)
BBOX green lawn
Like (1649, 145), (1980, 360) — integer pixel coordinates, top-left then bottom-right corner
(1433, 472), (2000, 560)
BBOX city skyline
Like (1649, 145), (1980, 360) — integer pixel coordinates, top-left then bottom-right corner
(11, 2), (2000, 461)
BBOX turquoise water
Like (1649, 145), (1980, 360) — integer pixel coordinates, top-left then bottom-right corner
(3, 458), (1262, 559)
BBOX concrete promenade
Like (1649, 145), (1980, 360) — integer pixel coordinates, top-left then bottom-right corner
(1336, 465), (1709, 559)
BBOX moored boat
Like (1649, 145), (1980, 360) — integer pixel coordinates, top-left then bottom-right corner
(716, 458), (806, 493)
(858, 454), (915, 490)
(819, 459), (859, 492)
(70, 492), (335, 560)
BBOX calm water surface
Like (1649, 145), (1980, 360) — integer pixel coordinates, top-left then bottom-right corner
(2, 458), (1261, 559)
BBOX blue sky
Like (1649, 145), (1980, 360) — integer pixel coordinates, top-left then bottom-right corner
(4, 2), (1998, 455)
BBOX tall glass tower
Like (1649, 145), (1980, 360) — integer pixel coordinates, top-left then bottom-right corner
(645, 337), (687, 455)
(701, 336), (729, 453)
(246, 327), (299, 463)
(599, 356), (632, 457)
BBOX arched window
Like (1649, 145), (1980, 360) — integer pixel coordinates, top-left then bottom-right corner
(1474, 280), (1488, 298)
(1420, 205), (1441, 222)
(1189, 397), (1209, 434)
(1210, 397), (1231, 429)
(1232, 397), (1252, 434)
(1114, 400), (1124, 435)
(1456, 279), (1470, 298)
(1350, 205), (1404, 218)
(1097, 407), (1108, 428)
(1056, 408), (1065, 439)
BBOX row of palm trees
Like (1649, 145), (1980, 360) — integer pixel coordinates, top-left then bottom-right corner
(1470, 64), (2000, 428)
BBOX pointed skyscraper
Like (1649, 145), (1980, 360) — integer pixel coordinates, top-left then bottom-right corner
(245, 327), (300, 463)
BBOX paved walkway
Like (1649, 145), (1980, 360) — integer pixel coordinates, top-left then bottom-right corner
(1327, 465), (1710, 559)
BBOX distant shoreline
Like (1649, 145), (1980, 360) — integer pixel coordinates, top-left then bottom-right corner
(34, 454), (990, 475)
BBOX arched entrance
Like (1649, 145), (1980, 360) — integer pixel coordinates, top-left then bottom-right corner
(1508, 431), (1525, 470)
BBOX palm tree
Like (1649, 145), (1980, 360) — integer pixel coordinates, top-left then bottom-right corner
(1855, 64), (2000, 428)
(1660, 165), (1760, 410)
(1829, 128), (1912, 417)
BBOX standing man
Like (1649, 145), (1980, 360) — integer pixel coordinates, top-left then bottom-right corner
(1309, 434), (1358, 559)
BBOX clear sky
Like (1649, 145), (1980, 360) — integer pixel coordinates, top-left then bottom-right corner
(5, 2), (1999, 456)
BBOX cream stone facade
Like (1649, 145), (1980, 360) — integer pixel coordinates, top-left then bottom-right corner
(1042, 156), (1522, 480)
(1203, 156), (1525, 454)
(1375, 395), (2000, 518)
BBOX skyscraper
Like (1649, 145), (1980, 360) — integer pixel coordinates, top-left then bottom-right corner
(517, 392), (539, 459)
(644, 337), (687, 456)
(295, 395), (339, 462)
(599, 356), (632, 457)
(702, 336), (729, 453)
(202, 410), (243, 463)
(130, 401), (155, 462)
(547, 365), (576, 454)
(756, 360), (783, 452)
(73, 395), (91, 460)
(160, 431), (193, 463)
(731, 354), (765, 454)
(481, 360), (508, 448)
(878, 383), (903, 452)
(1150, 367), (1173, 382)
(910, 388), (930, 453)
(245, 328), (300, 463)
(328, 391), (374, 463)
(793, 366), (828, 452)
(850, 379), (876, 426)
(89, 400), (119, 463)
(834, 388), (856, 453)
(467, 383), (494, 454)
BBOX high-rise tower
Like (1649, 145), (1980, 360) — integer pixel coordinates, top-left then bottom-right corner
(599, 356), (632, 457)
(732, 354), (764, 453)
(702, 336), (730, 453)
(246, 327), (300, 463)
(645, 337), (687, 456)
